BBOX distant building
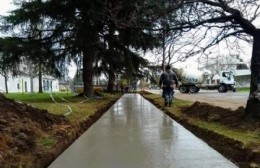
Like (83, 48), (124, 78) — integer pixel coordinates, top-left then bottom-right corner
(0, 57), (59, 93)
(209, 55), (251, 87)
(232, 63), (251, 87)
(0, 74), (59, 93)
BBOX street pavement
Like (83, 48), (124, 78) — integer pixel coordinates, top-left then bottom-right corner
(48, 94), (238, 168)
(148, 89), (248, 110)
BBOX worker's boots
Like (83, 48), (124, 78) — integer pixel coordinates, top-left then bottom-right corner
(164, 101), (168, 106)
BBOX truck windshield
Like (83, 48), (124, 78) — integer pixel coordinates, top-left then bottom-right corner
(222, 72), (230, 78)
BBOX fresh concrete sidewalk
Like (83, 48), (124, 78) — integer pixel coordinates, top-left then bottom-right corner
(48, 94), (238, 168)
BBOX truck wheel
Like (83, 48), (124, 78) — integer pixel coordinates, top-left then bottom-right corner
(189, 86), (199, 93)
(218, 85), (227, 93)
(179, 85), (189, 93)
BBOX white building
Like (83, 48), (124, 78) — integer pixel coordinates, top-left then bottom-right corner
(0, 56), (60, 93)
(0, 74), (59, 93)
(232, 63), (251, 87)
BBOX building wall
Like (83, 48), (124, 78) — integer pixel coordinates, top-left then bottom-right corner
(33, 76), (59, 92)
(9, 76), (31, 93)
(0, 75), (5, 92)
(0, 75), (31, 93)
(0, 74), (59, 93)
(235, 75), (251, 88)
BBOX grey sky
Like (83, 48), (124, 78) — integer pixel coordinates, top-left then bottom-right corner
(0, 0), (16, 16)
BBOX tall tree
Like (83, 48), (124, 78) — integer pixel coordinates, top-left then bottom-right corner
(0, 37), (23, 93)
(99, 23), (156, 92)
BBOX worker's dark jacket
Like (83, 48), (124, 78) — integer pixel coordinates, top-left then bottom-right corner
(159, 70), (178, 88)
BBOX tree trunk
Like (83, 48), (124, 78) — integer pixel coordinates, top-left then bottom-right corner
(38, 63), (43, 93)
(162, 28), (166, 71)
(30, 76), (34, 93)
(107, 27), (116, 93)
(83, 49), (95, 97)
(29, 66), (34, 93)
(244, 29), (260, 119)
(4, 74), (8, 94)
(107, 67), (115, 93)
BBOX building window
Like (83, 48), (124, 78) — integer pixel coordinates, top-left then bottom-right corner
(17, 83), (20, 89)
(237, 64), (248, 70)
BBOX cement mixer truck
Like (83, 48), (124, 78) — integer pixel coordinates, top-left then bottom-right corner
(174, 68), (236, 93)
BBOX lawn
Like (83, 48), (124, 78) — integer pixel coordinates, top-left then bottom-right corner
(236, 87), (250, 92)
(5, 92), (121, 122)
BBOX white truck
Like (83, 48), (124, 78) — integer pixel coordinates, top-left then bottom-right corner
(174, 68), (236, 93)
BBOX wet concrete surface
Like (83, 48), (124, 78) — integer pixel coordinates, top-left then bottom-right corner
(48, 94), (238, 168)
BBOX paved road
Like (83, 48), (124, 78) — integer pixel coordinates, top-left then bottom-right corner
(148, 89), (248, 110)
(48, 94), (237, 168)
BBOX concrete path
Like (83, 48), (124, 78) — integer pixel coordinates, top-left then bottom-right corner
(48, 94), (238, 168)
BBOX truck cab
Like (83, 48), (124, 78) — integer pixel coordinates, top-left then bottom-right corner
(218, 71), (236, 93)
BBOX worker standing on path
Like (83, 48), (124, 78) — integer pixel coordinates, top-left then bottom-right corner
(159, 65), (179, 107)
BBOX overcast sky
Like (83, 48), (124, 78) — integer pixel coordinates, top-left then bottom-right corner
(0, 0), (16, 16)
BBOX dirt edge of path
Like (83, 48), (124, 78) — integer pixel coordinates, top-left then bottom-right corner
(35, 97), (120, 168)
(140, 93), (260, 168)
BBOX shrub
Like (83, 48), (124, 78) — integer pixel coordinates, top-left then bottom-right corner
(74, 86), (104, 96)
(75, 87), (83, 94)
(93, 87), (104, 96)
